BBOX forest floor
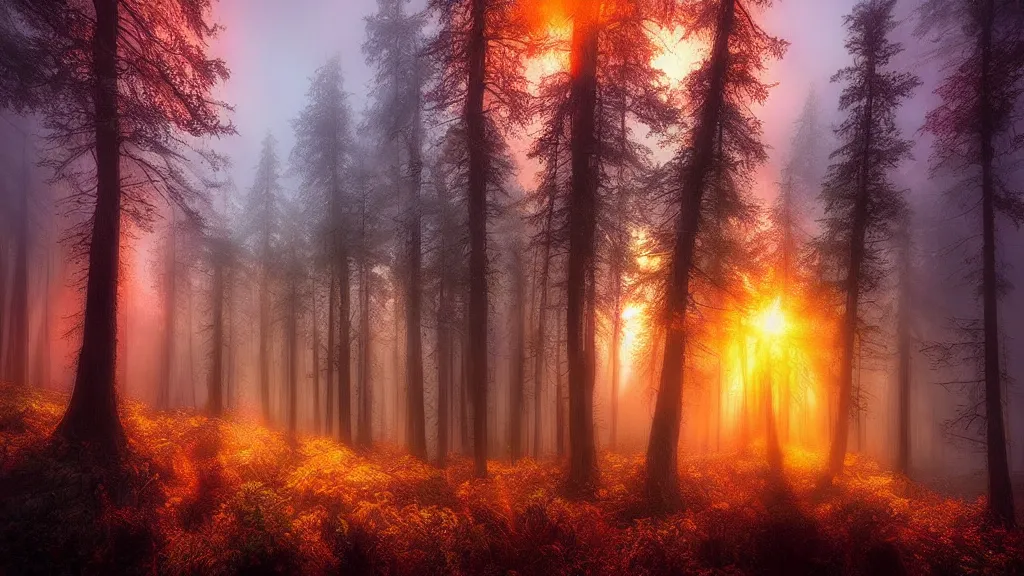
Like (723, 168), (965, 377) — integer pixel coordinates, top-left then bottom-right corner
(0, 384), (1021, 575)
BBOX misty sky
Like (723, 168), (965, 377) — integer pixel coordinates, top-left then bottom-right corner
(207, 0), (875, 199)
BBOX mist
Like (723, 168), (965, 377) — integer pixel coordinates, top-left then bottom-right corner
(1, 0), (1023, 572)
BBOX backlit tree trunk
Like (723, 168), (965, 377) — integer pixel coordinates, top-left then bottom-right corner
(55, 0), (125, 454)
(566, 5), (600, 493)
(646, 0), (734, 508)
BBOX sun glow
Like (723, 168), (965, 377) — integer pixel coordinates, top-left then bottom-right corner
(754, 297), (787, 339)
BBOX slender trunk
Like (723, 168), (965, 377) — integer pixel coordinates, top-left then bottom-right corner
(466, 0), (489, 477)
(977, 0), (1015, 527)
(312, 283), (321, 434)
(159, 219), (175, 409)
(459, 329), (470, 453)
(555, 304), (565, 458)
(357, 254), (372, 447)
(896, 227), (911, 475)
(9, 144), (29, 386)
(187, 275), (196, 407)
(509, 251), (525, 462)
(646, 0), (734, 508)
(326, 272), (336, 435)
(827, 45), (876, 478)
(533, 240), (551, 458)
(56, 0), (126, 454)
(437, 282), (451, 465)
(209, 249), (225, 416)
(566, 6), (600, 492)
(405, 78), (426, 459)
(287, 279), (299, 434)
(259, 256), (271, 422)
(339, 245), (352, 444)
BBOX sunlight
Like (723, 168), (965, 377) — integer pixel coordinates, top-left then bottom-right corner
(754, 297), (787, 339)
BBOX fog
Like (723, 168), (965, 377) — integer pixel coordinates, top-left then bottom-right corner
(2, 0), (1023, 505)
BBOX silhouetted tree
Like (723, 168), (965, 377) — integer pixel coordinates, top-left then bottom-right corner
(6, 0), (231, 455)
(365, 0), (429, 459)
(917, 0), (1023, 527)
(819, 0), (918, 480)
(427, 0), (530, 476)
(646, 0), (785, 508)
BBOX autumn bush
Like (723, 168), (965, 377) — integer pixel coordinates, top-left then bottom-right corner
(0, 383), (1020, 575)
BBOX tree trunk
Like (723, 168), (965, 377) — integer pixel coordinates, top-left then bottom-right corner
(358, 256), (372, 447)
(896, 226), (911, 475)
(55, 0), (126, 455)
(827, 46), (875, 478)
(326, 272), (336, 436)
(509, 250), (525, 462)
(312, 283), (321, 434)
(533, 241), (551, 458)
(977, 0), (1015, 527)
(8, 146), (29, 386)
(646, 0), (734, 509)
(159, 220), (175, 410)
(287, 279), (299, 434)
(566, 6), (600, 493)
(405, 91), (426, 460)
(763, 344), (782, 473)
(208, 250), (225, 416)
(339, 245), (352, 444)
(555, 304), (565, 458)
(459, 328), (470, 453)
(437, 281), (451, 465)
(466, 0), (489, 478)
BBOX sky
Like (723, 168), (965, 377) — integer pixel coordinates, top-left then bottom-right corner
(205, 0), (869, 200)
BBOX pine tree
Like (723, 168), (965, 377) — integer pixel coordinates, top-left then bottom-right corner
(426, 0), (530, 476)
(917, 0), (1023, 527)
(646, 0), (785, 508)
(242, 133), (282, 424)
(818, 0), (918, 479)
(7, 0), (231, 455)
(365, 0), (429, 459)
(292, 56), (355, 442)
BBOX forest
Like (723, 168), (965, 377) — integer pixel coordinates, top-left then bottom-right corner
(0, 0), (1023, 573)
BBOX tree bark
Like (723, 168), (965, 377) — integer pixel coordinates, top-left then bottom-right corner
(466, 0), (489, 478)
(55, 0), (126, 455)
(566, 6), (600, 493)
(326, 272), (336, 436)
(977, 0), (1015, 527)
(646, 0), (734, 508)
(287, 278), (299, 434)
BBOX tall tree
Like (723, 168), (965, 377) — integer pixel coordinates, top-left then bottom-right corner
(365, 0), (428, 458)
(917, 0), (1023, 527)
(8, 0), (231, 454)
(427, 0), (530, 476)
(646, 0), (784, 508)
(242, 134), (281, 424)
(292, 56), (355, 442)
(819, 0), (918, 479)
(895, 215), (913, 475)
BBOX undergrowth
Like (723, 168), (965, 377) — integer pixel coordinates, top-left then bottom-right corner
(0, 384), (1020, 575)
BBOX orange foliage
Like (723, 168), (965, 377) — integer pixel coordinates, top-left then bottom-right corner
(0, 384), (1020, 575)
